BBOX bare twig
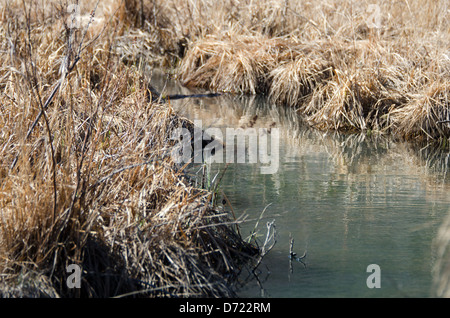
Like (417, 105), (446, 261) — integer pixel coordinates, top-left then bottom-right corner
(247, 202), (273, 243)
(252, 219), (276, 272)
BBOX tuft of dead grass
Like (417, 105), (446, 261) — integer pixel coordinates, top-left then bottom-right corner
(178, 35), (284, 95)
(268, 47), (332, 109)
(390, 81), (450, 140)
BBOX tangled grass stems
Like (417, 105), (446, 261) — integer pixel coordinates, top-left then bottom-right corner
(0, 0), (258, 298)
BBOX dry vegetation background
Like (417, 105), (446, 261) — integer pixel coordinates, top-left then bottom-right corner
(126, 0), (450, 140)
(0, 0), (449, 297)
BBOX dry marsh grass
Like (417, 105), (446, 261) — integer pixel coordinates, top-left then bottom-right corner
(179, 36), (283, 94)
(0, 0), (257, 297)
(2, 0), (450, 298)
(128, 0), (449, 141)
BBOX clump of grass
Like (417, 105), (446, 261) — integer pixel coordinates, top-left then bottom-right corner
(268, 45), (332, 108)
(301, 64), (405, 132)
(390, 81), (450, 141)
(0, 0), (257, 298)
(178, 35), (284, 94)
(302, 69), (368, 131)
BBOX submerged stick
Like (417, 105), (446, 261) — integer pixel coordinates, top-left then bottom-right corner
(289, 234), (307, 269)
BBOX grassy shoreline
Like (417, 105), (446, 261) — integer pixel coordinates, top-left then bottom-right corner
(127, 0), (449, 142)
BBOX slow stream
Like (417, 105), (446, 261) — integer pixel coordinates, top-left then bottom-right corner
(150, 71), (450, 298)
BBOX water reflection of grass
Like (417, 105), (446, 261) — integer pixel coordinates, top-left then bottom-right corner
(168, 89), (450, 297)
(168, 87), (450, 200)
